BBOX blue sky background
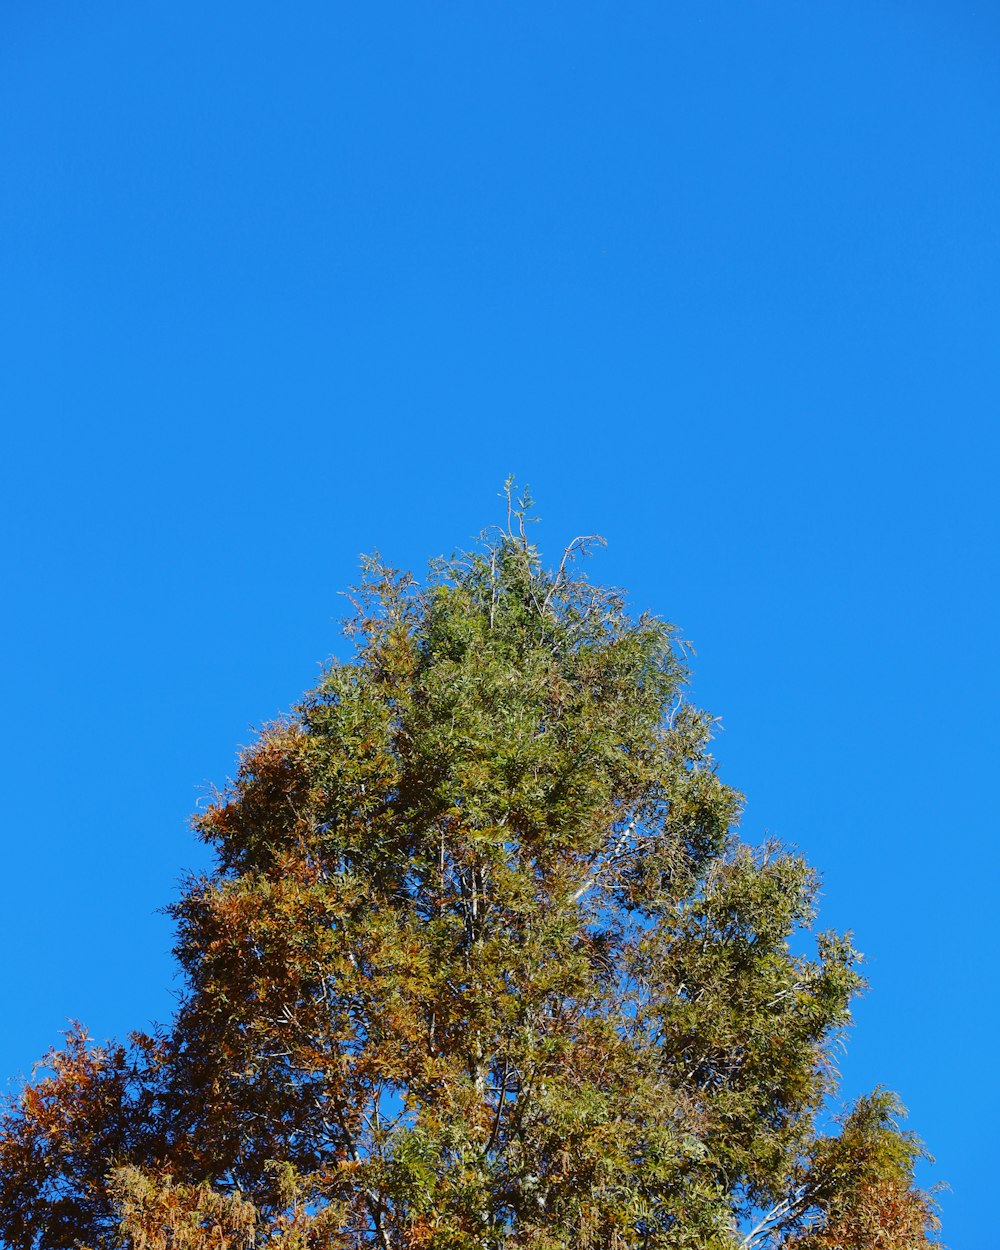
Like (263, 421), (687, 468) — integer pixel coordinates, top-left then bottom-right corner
(1, 3), (996, 1243)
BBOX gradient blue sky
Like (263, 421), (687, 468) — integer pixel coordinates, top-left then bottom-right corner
(1, 4), (997, 1243)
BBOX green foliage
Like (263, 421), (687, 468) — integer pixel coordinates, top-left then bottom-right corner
(0, 489), (939, 1248)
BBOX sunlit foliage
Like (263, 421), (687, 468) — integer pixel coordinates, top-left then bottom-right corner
(0, 489), (939, 1247)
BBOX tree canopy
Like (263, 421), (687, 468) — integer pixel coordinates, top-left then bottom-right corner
(0, 491), (940, 1249)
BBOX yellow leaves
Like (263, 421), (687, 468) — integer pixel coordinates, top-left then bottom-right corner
(110, 1168), (258, 1250)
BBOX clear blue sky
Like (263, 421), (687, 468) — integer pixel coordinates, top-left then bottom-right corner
(1, 4), (996, 1243)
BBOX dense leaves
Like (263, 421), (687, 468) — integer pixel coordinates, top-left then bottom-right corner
(0, 495), (939, 1247)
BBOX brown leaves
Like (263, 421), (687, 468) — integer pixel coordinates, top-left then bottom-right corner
(110, 1169), (257, 1250)
(791, 1178), (940, 1249)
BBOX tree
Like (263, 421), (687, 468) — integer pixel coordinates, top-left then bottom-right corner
(0, 489), (940, 1249)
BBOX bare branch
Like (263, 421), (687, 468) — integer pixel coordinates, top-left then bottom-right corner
(570, 817), (640, 903)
